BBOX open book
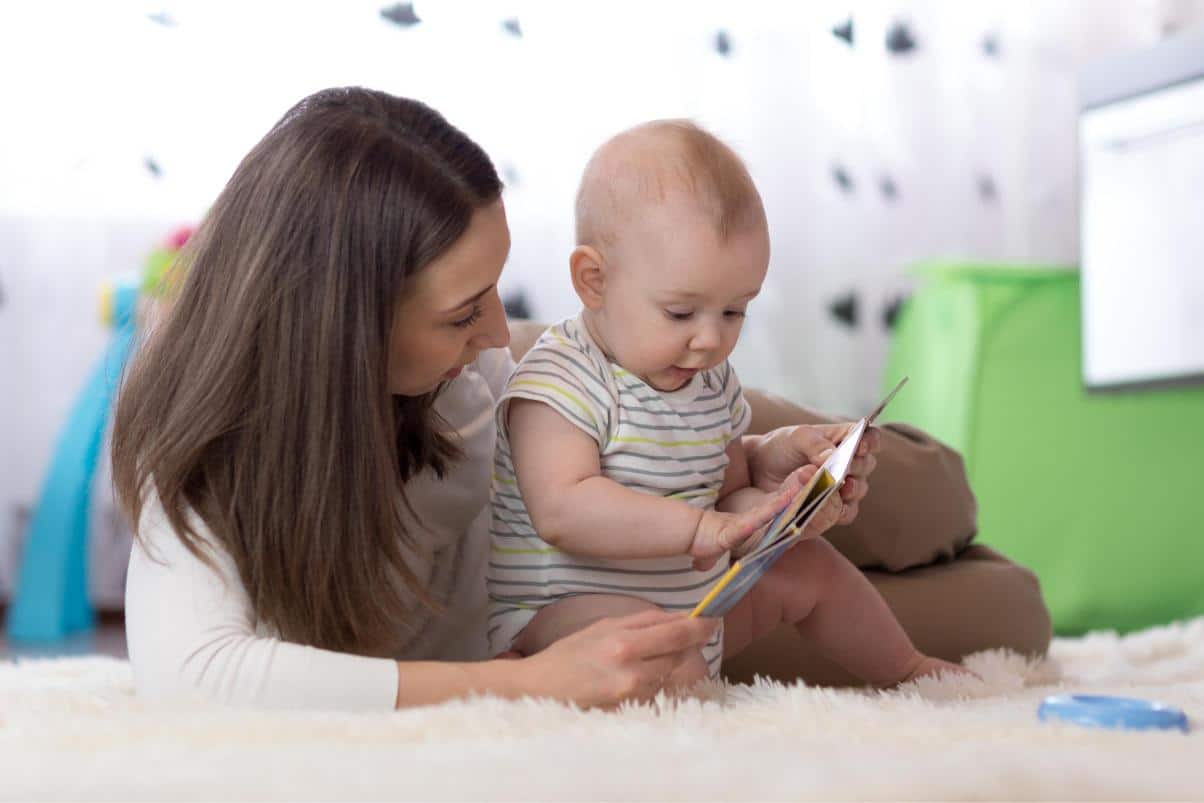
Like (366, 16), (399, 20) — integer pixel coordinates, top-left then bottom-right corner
(690, 377), (908, 618)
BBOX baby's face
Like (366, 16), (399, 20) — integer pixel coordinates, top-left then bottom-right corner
(593, 204), (769, 392)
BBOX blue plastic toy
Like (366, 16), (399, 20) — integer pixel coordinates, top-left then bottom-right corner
(5, 225), (192, 643)
(1039, 694), (1190, 733)
(5, 278), (139, 641)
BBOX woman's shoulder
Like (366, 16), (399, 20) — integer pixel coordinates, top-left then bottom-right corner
(472, 346), (517, 399)
(130, 490), (234, 584)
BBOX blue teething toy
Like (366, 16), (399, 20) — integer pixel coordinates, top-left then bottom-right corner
(1039, 695), (1190, 733)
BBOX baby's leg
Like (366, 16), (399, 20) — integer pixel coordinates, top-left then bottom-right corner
(515, 594), (710, 692)
(723, 538), (964, 686)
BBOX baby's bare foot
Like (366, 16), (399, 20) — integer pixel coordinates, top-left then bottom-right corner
(897, 655), (977, 684)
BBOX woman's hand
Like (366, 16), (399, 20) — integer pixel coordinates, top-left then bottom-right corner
(746, 423), (880, 526)
(520, 610), (720, 709)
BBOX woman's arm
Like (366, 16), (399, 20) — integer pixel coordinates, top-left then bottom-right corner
(125, 507), (398, 711)
(128, 499), (720, 711)
(396, 610), (719, 708)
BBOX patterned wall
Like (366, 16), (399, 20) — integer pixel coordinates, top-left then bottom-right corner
(1, 0), (1201, 604)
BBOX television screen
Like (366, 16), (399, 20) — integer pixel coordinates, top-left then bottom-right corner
(1080, 35), (1204, 391)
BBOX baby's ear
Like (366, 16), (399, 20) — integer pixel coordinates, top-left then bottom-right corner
(569, 245), (606, 310)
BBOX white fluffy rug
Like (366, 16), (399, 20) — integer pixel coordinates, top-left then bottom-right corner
(2, 619), (1203, 802)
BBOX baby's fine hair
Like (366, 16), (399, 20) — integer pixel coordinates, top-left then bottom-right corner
(574, 119), (765, 247)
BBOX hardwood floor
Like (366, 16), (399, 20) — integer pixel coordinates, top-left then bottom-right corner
(0, 607), (127, 661)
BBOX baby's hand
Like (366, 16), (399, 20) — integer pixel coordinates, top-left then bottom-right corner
(802, 486), (845, 538)
(688, 483), (797, 571)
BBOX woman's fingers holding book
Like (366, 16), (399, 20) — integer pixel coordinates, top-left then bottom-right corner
(617, 611), (718, 658)
(530, 611), (715, 708)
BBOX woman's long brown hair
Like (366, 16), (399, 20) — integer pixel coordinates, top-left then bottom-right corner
(111, 87), (502, 655)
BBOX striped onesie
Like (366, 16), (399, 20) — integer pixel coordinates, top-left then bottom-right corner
(486, 315), (752, 678)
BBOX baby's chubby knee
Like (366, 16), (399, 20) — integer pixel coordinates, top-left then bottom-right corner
(795, 535), (840, 559)
(785, 535), (843, 574)
(757, 536), (848, 601)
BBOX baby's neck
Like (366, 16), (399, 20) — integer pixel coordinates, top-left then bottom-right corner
(579, 309), (618, 364)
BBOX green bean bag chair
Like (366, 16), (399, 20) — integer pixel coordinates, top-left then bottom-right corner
(883, 263), (1204, 635)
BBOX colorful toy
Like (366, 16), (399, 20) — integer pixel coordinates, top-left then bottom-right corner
(139, 225), (193, 299)
(5, 226), (192, 642)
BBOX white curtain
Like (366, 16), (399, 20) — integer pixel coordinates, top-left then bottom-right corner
(1, 0), (1200, 601)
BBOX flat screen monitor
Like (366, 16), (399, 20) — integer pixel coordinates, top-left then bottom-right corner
(1079, 31), (1204, 391)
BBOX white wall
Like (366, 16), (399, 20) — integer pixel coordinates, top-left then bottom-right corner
(1, 0), (1200, 601)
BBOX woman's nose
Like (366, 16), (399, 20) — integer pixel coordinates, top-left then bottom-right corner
(472, 291), (511, 350)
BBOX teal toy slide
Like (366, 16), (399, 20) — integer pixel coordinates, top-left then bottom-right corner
(5, 280), (138, 641)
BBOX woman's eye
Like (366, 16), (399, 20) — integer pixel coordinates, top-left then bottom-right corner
(724, 309), (747, 319)
(665, 309), (694, 321)
(451, 305), (483, 329)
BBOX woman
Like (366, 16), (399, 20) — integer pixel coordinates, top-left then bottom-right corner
(114, 87), (1049, 710)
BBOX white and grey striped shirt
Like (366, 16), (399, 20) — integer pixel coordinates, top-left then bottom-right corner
(486, 315), (751, 675)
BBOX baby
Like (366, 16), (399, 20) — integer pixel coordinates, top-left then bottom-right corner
(486, 120), (962, 688)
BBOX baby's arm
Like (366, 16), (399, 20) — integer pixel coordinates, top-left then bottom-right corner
(716, 436), (773, 514)
(717, 436), (842, 538)
(508, 399), (790, 562)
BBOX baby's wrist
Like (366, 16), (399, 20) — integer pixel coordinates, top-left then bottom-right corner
(687, 508), (715, 557)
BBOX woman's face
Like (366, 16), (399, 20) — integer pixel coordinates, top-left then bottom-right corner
(389, 200), (512, 396)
